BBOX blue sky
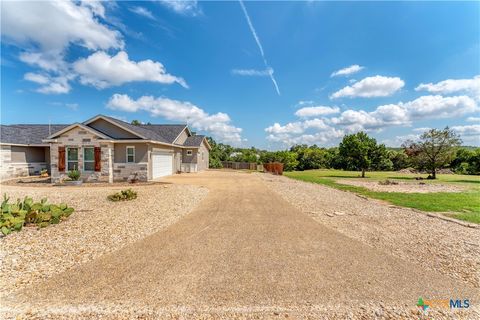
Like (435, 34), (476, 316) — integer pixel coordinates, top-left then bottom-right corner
(1, 1), (479, 148)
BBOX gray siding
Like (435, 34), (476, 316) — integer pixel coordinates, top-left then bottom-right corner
(114, 143), (148, 163)
(182, 148), (197, 164)
(197, 142), (210, 171)
(10, 146), (46, 163)
(88, 118), (140, 139)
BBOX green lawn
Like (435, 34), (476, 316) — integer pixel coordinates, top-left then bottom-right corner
(284, 170), (480, 224)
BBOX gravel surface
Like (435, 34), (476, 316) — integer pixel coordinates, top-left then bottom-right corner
(259, 173), (480, 288)
(337, 178), (468, 193)
(0, 183), (208, 299)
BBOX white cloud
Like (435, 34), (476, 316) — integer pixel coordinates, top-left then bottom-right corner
(330, 75), (404, 99)
(265, 124), (344, 146)
(451, 125), (480, 145)
(24, 72), (50, 85)
(24, 72), (71, 94)
(331, 95), (477, 131)
(106, 94), (243, 144)
(295, 105), (340, 118)
(266, 94), (479, 146)
(1, 0), (124, 93)
(331, 64), (364, 77)
(405, 95), (477, 119)
(412, 127), (431, 133)
(265, 118), (338, 146)
(238, 0), (280, 95)
(415, 75), (480, 100)
(467, 117), (480, 122)
(231, 68), (272, 76)
(129, 6), (155, 20)
(19, 52), (67, 73)
(73, 51), (188, 89)
(157, 0), (201, 16)
(265, 122), (305, 135)
(1, 0), (123, 62)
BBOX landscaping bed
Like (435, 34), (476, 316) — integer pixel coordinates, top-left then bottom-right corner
(336, 178), (467, 193)
(0, 183), (208, 298)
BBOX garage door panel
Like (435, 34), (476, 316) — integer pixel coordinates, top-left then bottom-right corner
(152, 153), (173, 178)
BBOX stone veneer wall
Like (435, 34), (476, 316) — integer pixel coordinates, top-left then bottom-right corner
(113, 163), (148, 182)
(0, 145), (47, 181)
(50, 127), (113, 183)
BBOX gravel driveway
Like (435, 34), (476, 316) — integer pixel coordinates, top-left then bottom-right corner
(2, 170), (478, 319)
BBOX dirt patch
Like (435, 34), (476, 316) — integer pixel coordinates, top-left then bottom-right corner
(336, 178), (467, 193)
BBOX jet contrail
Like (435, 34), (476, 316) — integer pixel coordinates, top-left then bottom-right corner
(239, 0), (280, 95)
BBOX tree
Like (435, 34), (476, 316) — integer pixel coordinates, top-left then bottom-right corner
(131, 120), (141, 126)
(402, 127), (461, 179)
(388, 150), (410, 171)
(450, 148), (480, 175)
(338, 132), (388, 177)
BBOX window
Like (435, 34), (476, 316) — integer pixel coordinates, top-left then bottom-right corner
(186, 150), (192, 156)
(67, 148), (78, 171)
(202, 152), (204, 160)
(83, 147), (94, 171)
(126, 146), (135, 163)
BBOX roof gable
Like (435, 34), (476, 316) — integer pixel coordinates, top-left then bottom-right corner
(46, 123), (112, 140)
(87, 118), (143, 140)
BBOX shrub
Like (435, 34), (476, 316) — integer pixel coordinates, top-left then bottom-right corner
(107, 189), (137, 202)
(67, 169), (81, 181)
(1, 194), (75, 236)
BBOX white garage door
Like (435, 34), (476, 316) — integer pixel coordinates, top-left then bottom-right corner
(152, 152), (173, 178)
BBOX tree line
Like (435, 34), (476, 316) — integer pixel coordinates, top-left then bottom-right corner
(207, 128), (480, 178)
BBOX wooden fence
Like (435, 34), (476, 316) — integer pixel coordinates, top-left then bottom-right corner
(221, 161), (257, 170)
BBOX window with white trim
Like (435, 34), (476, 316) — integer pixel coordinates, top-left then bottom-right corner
(126, 146), (135, 163)
(83, 147), (94, 171)
(186, 150), (192, 156)
(67, 147), (79, 171)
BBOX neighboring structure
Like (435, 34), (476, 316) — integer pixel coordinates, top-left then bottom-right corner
(0, 115), (211, 182)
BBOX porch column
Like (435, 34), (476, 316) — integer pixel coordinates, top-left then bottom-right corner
(108, 146), (113, 183)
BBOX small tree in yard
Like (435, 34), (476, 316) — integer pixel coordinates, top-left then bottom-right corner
(339, 132), (388, 177)
(402, 127), (461, 179)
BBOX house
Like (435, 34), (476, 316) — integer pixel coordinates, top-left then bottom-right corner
(0, 115), (211, 182)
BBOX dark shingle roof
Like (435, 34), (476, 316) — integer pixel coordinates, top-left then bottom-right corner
(183, 135), (206, 147)
(0, 124), (69, 145)
(98, 116), (186, 144)
(140, 124), (187, 144)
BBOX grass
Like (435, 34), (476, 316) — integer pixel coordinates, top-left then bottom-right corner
(284, 169), (480, 224)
